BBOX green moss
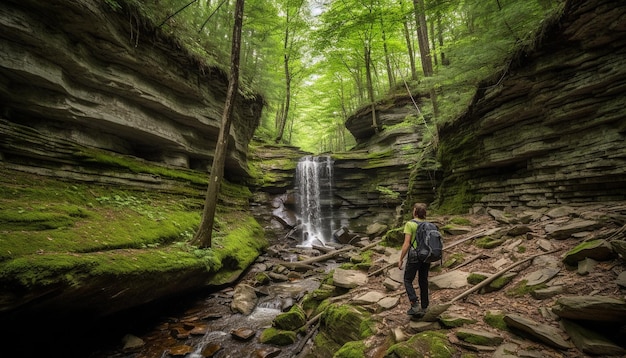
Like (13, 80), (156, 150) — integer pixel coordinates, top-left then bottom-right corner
(505, 280), (547, 297)
(75, 148), (207, 185)
(467, 273), (488, 285)
(274, 305), (306, 331)
(334, 341), (366, 358)
(436, 181), (481, 214)
(322, 304), (376, 345)
(474, 236), (506, 249)
(259, 327), (297, 346)
(484, 312), (508, 331)
(449, 217), (471, 226)
(443, 252), (464, 268)
(386, 331), (454, 358)
(0, 167), (265, 293)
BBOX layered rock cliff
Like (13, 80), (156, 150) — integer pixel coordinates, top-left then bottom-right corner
(0, 0), (263, 181)
(436, 0), (626, 212)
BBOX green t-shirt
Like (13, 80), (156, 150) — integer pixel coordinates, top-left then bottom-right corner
(404, 219), (421, 248)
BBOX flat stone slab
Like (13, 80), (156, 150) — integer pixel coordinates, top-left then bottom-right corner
(552, 295), (626, 322)
(353, 291), (385, 304)
(504, 313), (572, 350)
(377, 296), (399, 310)
(430, 270), (470, 289)
(333, 268), (368, 289)
(522, 267), (560, 286)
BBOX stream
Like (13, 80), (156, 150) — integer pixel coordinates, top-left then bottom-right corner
(87, 250), (337, 358)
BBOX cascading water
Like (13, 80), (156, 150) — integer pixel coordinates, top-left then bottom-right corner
(295, 155), (335, 247)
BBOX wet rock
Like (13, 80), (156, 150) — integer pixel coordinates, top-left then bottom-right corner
(561, 319), (626, 356)
(189, 324), (208, 335)
(231, 327), (256, 341)
(168, 345), (194, 357)
(562, 239), (617, 266)
(504, 314), (572, 350)
(259, 327), (297, 346)
(551, 295), (626, 322)
(273, 305), (306, 331)
(333, 227), (356, 244)
(253, 346), (281, 358)
(170, 327), (190, 339)
(121, 334), (144, 351)
(231, 283), (258, 315)
(201, 343), (222, 357)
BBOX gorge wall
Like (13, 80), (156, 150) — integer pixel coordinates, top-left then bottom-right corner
(0, 0), (263, 182)
(436, 0), (626, 212)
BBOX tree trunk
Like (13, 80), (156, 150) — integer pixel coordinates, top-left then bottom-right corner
(402, 21), (417, 81)
(413, 0), (433, 76)
(275, 18), (292, 143)
(379, 14), (395, 90)
(192, 0), (245, 248)
(364, 44), (378, 133)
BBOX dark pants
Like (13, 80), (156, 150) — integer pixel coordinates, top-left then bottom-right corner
(403, 260), (430, 309)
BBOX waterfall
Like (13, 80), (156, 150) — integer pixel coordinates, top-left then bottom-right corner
(295, 155), (334, 246)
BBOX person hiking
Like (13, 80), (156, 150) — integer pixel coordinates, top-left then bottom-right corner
(398, 202), (432, 318)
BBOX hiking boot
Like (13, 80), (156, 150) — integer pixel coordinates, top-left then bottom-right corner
(406, 304), (424, 317)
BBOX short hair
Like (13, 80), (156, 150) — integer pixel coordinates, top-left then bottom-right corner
(413, 203), (427, 219)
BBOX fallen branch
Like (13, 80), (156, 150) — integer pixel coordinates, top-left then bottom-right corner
(448, 248), (561, 303)
(453, 253), (490, 270)
(294, 321), (320, 358)
(279, 239), (383, 269)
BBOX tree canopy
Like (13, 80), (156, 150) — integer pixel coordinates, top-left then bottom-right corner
(114, 0), (563, 153)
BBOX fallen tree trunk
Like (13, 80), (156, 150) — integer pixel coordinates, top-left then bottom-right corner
(279, 239), (383, 269)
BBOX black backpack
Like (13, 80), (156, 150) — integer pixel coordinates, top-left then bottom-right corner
(410, 220), (443, 264)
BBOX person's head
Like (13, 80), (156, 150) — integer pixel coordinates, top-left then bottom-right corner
(412, 202), (427, 219)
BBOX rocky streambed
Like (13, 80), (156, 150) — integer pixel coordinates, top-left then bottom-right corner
(91, 204), (626, 358)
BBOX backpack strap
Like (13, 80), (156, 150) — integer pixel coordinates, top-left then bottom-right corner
(410, 219), (420, 249)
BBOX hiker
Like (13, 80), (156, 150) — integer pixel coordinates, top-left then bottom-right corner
(398, 202), (431, 317)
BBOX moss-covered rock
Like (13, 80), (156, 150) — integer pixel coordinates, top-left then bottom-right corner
(306, 331), (342, 358)
(563, 239), (616, 266)
(259, 327), (297, 346)
(334, 341), (367, 358)
(386, 331), (456, 358)
(274, 304), (306, 331)
(321, 303), (376, 346)
(474, 236), (506, 249)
